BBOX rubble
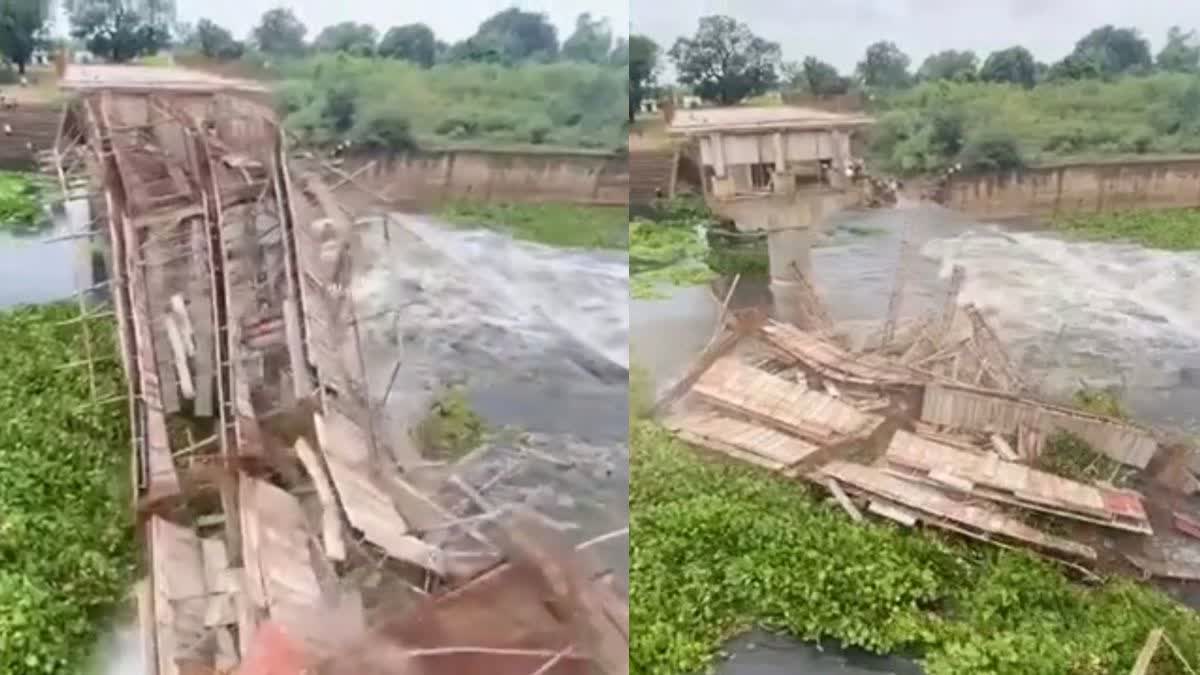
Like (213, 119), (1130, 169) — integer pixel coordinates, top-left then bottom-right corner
(48, 65), (626, 675)
(657, 261), (1197, 575)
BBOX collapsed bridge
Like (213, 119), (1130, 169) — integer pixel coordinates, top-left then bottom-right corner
(46, 65), (626, 674)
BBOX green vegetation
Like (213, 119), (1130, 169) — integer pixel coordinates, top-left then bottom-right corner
(0, 172), (47, 234)
(630, 421), (1200, 675)
(1036, 431), (1133, 487)
(1071, 387), (1129, 419)
(1053, 208), (1200, 250)
(869, 74), (1200, 175)
(629, 219), (712, 299)
(276, 54), (626, 152)
(630, 197), (769, 299)
(416, 389), (486, 460)
(438, 201), (627, 250)
(0, 303), (133, 674)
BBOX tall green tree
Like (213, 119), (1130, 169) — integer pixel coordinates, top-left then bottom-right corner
(378, 23), (435, 67)
(669, 15), (780, 105)
(453, 8), (558, 63)
(252, 7), (307, 57)
(191, 17), (242, 60)
(917, 49), (977, 82)
(784, 56), (850, 96)
(562, 12), (611, 63)
(0, 0), (50, 74)
(609, 36), (628, 66)
(313, 21), (376, 56)
(1157, 26), (1200, 73)
(1056, 25), (1151, 78)
(856, 41), (911, 90)
(69, 0), (169, 62)
(979, 46), (1037, 88)
(628, 34), (657, 120)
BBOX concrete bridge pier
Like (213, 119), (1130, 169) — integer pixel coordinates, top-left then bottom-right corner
(714, 190), (855, 326)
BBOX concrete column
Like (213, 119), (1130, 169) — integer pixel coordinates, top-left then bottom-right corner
(772, 131), (786, 172)
(711, 132), (726, 178)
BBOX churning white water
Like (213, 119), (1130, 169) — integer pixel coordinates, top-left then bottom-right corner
(353, 214), (630, 433)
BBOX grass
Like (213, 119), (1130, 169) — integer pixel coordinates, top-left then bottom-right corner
(438, 201), (628, 250)
(0, 303), (133, 674)
(415, 389), (486, 461)
(1052, 208), (1200, 250)
(631, 420), (1200, 675)
(0, 172), (48, 235)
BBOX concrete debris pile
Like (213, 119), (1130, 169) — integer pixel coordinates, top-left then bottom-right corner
(48, 65), (626, 675)
(658, 287), (1200, 579)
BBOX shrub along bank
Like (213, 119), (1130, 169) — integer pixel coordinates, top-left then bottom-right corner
(630, 420), (1200, 675)
(0, 303), (133, 673)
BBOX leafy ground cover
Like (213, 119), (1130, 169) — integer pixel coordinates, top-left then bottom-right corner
(0, 303), (133, 673)
(438, 201), (628, 250)
(630, 420), (1200, 675)
(1052, 208), (1200, 250)
(0, 172), (48, 234)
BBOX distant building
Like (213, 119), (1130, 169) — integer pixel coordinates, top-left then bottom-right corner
(667, 105), (873, 199)
(639, 98), (658, 114)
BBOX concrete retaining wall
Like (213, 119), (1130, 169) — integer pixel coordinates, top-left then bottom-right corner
(326, 148), (629, 208)
(939, 156), (1200, 219)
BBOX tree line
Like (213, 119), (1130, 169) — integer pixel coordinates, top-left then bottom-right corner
(0, 2), (628, 74)
(629, 15), (1200, 112)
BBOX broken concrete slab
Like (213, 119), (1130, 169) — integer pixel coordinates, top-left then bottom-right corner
(883, 430), (1153, 535)
(820, 460), (1097, 562)
(693, 357), (884, 445)
(921, 382), (1158, 469)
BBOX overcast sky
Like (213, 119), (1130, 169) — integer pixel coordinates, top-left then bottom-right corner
(170, 0), (629, 45)
(633, 0), (1200, 76)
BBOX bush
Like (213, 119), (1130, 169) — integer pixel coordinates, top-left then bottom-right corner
(868, 73), (1200, 173)
(272, 54), (626, 151)
(959, 127), (1025, 171)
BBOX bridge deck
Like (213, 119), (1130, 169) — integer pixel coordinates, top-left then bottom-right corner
(48, 68), (625, 674)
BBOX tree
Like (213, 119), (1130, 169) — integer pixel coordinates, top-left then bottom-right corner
(313, 21), (376, 56)
(668, 15), (780, 105)
(856, 41), (911, 90)
(457, 8), (558, 63)
(252, 7), (306, 57)
(979, 46), (1036, 88)
(1157, 26), (1200, 73)
(69, 0), (169, 62)
(561, 12), (611, 63)
(628, 34), (657, 120)
(917, 49), (977, 82)
(0, 0), (50, 74)
(192, 18), (242, 60)
(378, 23), (435, 67)
(1058, 25), (1151, 78)
(784, 56), (850, 96)
(609, 36), (628, 66)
